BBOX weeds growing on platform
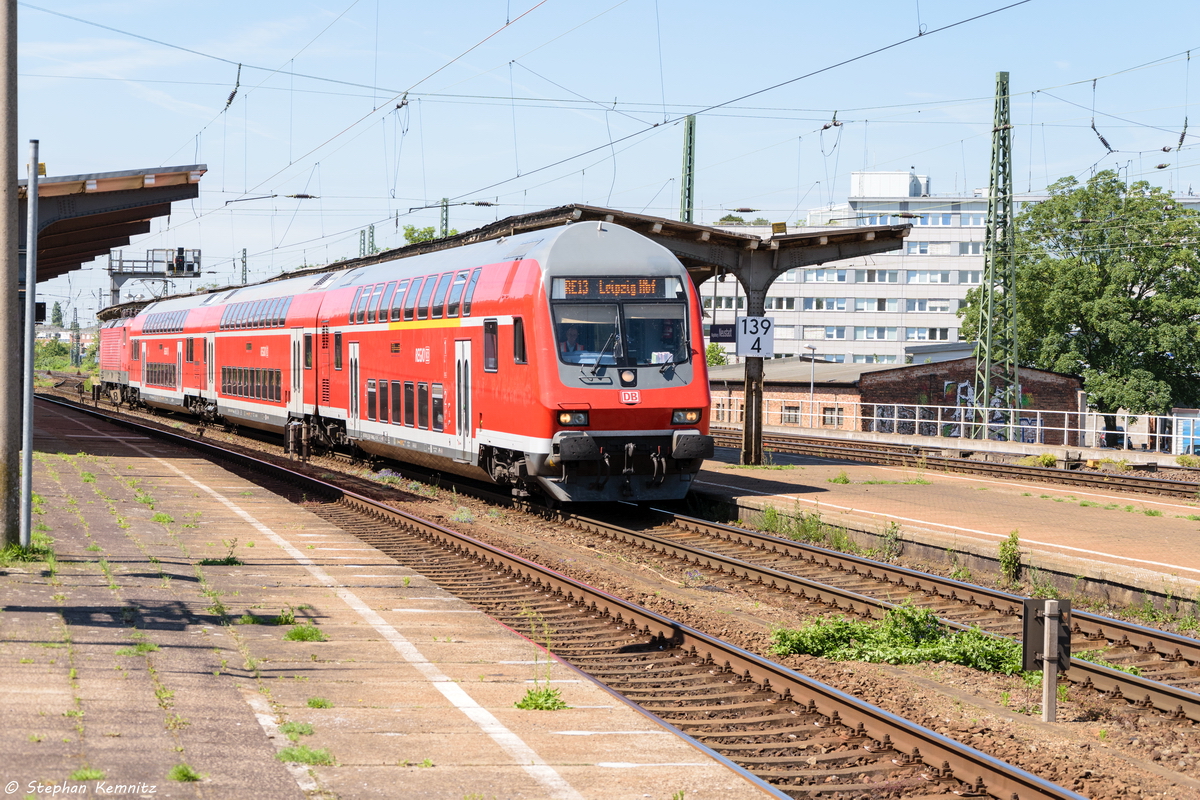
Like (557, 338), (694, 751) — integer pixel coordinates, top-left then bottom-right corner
(514, 607), (569, 711)
(167, 764), (204, 782)
(277, 744), (334, 765)
(199, 538), (243, 566)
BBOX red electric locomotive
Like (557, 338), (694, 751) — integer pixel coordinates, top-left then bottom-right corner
(99, 221), (714, 502)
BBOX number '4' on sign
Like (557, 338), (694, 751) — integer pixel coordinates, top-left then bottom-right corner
(735, 316), (774, 358)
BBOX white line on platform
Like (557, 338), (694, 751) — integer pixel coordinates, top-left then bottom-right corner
(239, 685), (321, 793)
(696, 478), (1200, 576)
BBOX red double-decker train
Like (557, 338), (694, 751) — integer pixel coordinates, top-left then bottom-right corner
(98, 221), (714, 502)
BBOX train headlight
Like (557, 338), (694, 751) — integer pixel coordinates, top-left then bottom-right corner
(672, 409), (702, 425)
(620, 370), (637, 385)
(558, 411), (589, 426)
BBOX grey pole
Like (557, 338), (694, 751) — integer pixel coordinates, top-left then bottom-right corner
(0, 0), (19, 548)
(1041, 598), (1059, 723)
(19, 139), (37, 548)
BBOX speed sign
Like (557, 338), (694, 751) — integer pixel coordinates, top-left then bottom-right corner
(735, 316), (774, 357)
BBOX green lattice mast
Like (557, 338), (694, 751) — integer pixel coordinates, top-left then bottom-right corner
(972, 71), (1019, 436)
(680, 115), (696, 223)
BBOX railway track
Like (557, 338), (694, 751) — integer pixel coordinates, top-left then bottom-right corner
(38, 394), (1088, 800)
(550, 508), (1200, 725)
(709, 428), (1200, 499)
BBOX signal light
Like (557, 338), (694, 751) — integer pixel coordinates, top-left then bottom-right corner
(558, 411), (589, 426)
(672, 409), (701, 424)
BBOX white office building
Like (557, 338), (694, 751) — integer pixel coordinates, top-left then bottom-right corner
(703, 171), (996, 365)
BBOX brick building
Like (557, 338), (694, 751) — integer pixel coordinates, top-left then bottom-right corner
(708, 357), (1083, 445)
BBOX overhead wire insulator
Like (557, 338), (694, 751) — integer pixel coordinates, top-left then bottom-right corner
(224, 63), (242, 111)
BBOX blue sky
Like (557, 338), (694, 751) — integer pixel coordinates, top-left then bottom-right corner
(20, 0), (1200, 323)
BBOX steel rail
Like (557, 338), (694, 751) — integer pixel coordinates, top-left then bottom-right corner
(709, 429), (1200, 498)
(39, 396), (1085, 800)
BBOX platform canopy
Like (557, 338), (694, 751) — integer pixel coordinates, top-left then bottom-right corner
(20, 164), (206, 282)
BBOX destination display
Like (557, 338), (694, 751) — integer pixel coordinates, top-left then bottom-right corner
(552, 277), (671, 299)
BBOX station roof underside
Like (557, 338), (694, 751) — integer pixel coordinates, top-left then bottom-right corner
(278, 204), (911, 287)
(21, 165), (205, 282)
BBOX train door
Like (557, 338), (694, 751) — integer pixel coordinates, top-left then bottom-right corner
(289, 328), (304, 416)
(204, 335), (215, 397)
(348, 342), (360, 437)
(454, 339), (473, 462)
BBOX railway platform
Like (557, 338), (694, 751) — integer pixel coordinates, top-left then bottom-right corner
(694, 442), (1200, 610)
(0, 399), (769, 799)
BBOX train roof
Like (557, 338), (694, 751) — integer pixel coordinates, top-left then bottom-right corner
(129, 222), (685, 319)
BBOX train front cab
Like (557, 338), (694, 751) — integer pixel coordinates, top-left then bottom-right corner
(525, 225), (714, 503)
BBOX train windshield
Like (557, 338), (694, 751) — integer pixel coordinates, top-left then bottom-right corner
(552, 302), (689, 367)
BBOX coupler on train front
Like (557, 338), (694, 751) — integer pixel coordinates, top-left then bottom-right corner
(534, 429), (713, 502)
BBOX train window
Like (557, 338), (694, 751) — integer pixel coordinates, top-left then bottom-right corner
(263, 298), (278, 327)
(553, 304), (619, 366)
(186, 338), (194, 362)
(431, 384), (444, 432)
(237, 303), (251, 328)
(349, 287), (364, 324)
(418, 383), (429, 429)
(246, 342), (253, 352)
(513, 318), (526, 364)
(389, 279), (409, 321)
(366, 284), (385, 323)
(374, 281), (396, 323)
(250, 301), (263, 327)
(403, 278), (423, 321)
(274, 369), (281, 401)
(354, 286), (373, 324)
(417, 277), (437, 320)
(252, 370), (260, 399)
(334, 332), (343, 370)
(404, 382), (415, 426)
(431, 273), (453, 319)
(278, 297), (292, 326)
(391, 381), (402, 424)
(220, 367), (226, 393)
(131, 340), (139, 360)
(378, 380), (389, 424)
(367, 379), (377, 421)
(483, 320), (498, 372)
(304, 334), (313, 369)
(462, 268), (483, 316)
(445, 271), (468, 317)
(622, 303), (688, 366)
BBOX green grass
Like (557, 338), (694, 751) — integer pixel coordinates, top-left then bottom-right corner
(306, 697), (332, 709)
(276, 745), (334, 765)
(279, 721), (314, 742)
(114, 642), (160, 656)
(827, 470), (851, 484)
(151, 512), (174, 524)
(167, 763), (204, 782)
(772, 603), (1026, 675)
(69, 768), (105, 781)
(284, 623), (327, 642)
(1017, 453), (1058, 468)
(514, 686), (570, 710)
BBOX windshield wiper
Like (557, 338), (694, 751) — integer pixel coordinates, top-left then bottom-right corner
(590, 332), (619, 375)
(659, 339), (692, 374)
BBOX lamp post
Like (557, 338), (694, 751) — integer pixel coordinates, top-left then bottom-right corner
(804, 344), (817, 428)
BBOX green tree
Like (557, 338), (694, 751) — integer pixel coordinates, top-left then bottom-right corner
(50, 301), (62, 326)
(716, 214), (745, 225)
(705, 342), (728, 366)
(403, 224), (458, 244)
(960, 170), (1200, 417)
(751, 217), (770, 226)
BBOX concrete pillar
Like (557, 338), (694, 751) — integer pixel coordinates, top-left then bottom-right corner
(0, 0), (18, 547)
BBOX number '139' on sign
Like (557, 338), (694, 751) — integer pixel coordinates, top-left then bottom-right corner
(735, 316), (774, 358)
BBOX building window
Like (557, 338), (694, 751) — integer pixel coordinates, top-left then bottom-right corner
(959, 241), (983, 255)
(959, 270), (982, 285)
(822, 407), (844, 426)
(854, 269), (898, 283)
(778, 269), (798, 282)
(804, 268), (846, 282)
(815, 353), (845, 363)
(854, 298), (898, 312)
(855, 326), (897, 341)
(907, 270), (951, 283)
(781, 405), (801, 424)
(774, 326), (795, 339)
(802, 297), (846, 311)
(906, 327), (950, 341)
(852, 354), (898, 364)
(764, 296), (795, 310)
(962, 213), (985, 226)
(864, 214), (893, 226)
(802, 325), (845, 340)
(905, 241), (930, 255)
(905, 299), (951, 312)
(483, 319), (498, 372)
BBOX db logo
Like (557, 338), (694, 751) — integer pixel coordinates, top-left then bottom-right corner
(415, 347), (431, 363)
(619, 390), (640, 405)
